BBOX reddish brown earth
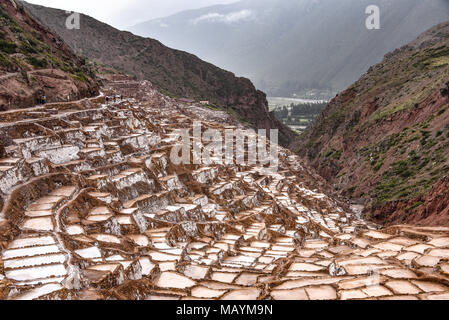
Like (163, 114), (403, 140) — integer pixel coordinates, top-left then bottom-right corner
(371, 176), (449, 226)
(0, 0), (99, 110)
(298, 21), (449, 226)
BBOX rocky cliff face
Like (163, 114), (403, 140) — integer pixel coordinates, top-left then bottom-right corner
(0, 0), (99, 110)
(22, 1), (296, 147)
(298, 21), (449, 226)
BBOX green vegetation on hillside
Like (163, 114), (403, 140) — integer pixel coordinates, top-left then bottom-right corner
(299, 21), (449, 222)
(0, 2), (95, 84)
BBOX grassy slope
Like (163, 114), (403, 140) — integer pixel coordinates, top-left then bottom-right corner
(0, 0), (98, 109)
(298, 21), (449, 224)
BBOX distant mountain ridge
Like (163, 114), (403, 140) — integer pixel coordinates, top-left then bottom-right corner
(130, 0), (449, 98)
(21, 0), (296, 147)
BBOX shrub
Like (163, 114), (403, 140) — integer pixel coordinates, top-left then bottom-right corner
(333, 149), (342, 160)
(0, 53), (13, 69)
(27, 56), (47, 68)
(420, 130), (431, 146)
(347, 187), (356, 195)
(325, 150), (334, 158)
(71, 71), (89, 82)
(20, 42), (38, 54)
(373, 161), (384, 172)
(405, 201), (424, 213)
(0, 40), (17, 54)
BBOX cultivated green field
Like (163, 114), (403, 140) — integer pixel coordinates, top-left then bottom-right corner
(268, 97), (328, 134)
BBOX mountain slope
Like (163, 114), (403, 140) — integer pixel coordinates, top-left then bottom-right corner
(130, 0), (449, 98)
(21, 1), (296, 147)
(0, 0), (99, 110)
(298, 21), (449, 226)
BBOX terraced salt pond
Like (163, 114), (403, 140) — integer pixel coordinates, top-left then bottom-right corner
(1, 81), (449, 300)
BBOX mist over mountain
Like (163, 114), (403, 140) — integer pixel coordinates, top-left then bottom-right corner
(0, 0), (99, 110)
(130, 0), (449, 98)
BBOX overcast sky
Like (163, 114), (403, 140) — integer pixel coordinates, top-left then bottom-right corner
(25, 0), (238, 29)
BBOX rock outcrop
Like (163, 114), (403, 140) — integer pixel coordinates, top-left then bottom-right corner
(0, 0), (99, 110)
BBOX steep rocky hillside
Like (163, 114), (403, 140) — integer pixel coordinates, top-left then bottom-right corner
(0, 0), (99, 110)
(21, 1), (296, 147)
(298, 21), (449, 226)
